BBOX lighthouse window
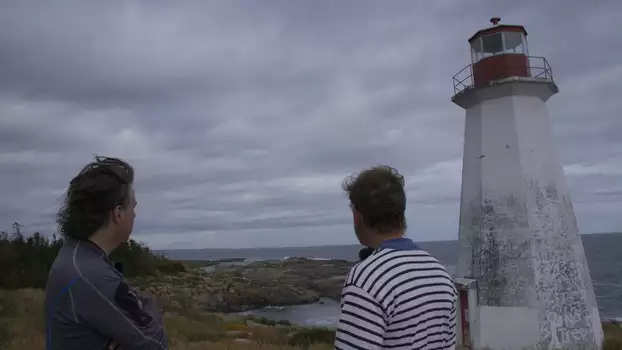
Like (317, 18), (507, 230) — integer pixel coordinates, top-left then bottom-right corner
(471, 31), (528, 62)
(471, 37), (488, 61)
(470, 38), (482, 62)
(503, 31), (526, 54)
(481, 32), (503, 57)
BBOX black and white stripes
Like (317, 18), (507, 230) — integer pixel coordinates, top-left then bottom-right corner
(335, 248), (457, 350)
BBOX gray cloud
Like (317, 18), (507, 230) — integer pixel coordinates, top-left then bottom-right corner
(1, 0), (621, 248)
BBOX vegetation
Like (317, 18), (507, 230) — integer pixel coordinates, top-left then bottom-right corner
(0, 222), (185, 289)
(604, 322), (622, 350)
(1, 288), (620, 350)
(0, 289), (335, 350)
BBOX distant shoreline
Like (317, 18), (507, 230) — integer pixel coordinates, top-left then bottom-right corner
(157, 231), (622, 252)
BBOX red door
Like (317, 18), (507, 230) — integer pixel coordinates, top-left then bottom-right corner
(459, 289), (471, 348)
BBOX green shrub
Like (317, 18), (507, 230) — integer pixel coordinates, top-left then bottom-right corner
(0, 222), (185, 290)
(288, 328), (335, 347)
(255, 317), (277, 326)
(165, 315), (225, 343)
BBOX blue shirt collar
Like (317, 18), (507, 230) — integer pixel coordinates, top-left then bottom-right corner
(377, 237), (420, 251)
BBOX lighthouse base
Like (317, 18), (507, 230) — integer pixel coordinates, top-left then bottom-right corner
(478, 306), (542, 349)
(456, 280), (603, 350)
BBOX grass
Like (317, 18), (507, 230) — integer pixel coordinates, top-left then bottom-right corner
(0, 289), (333, 350)
(0, 289), (45, 350)
(1, 288), (620, 350)
(604, 322), (622, 350)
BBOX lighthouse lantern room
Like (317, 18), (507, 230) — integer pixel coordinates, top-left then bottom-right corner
(470, 17), (529, 87)
(453, 17), (555, 97)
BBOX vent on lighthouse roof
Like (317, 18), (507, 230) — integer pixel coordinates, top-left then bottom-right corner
(468, 17), (528, 43)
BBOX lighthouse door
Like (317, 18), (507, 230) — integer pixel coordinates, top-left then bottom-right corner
(459, 289), (472, 348)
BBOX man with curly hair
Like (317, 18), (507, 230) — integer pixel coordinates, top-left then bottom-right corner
(44, 156), (168, 350)
(335, 165), (457, 350)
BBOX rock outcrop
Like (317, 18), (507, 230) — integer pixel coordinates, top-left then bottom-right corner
(132, 258), (354, 313)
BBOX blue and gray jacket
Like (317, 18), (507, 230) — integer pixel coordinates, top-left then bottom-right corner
(44, 238), (168, 349)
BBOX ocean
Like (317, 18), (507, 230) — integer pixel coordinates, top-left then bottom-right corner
(161, 232), (622, 326)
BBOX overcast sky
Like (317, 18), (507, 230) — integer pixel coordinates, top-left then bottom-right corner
(1, 0), (620, 249)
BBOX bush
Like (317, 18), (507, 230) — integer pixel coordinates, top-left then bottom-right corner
(250, 317), (291, 327)
(0, 292), (12, 348)
(288, 328), (335, 347)
(0, 222), (186, 290)
(165, 315), (225, 343)
(254, 317), (277, 326)
(110, 238), (187, 277)
(0, 223), (62, 289)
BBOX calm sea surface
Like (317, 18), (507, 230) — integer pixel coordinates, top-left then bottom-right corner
(161, 233), (622, 326)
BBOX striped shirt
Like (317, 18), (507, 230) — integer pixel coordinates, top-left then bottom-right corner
(335, 238), (457, 350)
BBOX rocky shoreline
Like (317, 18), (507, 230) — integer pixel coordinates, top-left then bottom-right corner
(132, 258), (622, 325)
(132, 258), (355, 313)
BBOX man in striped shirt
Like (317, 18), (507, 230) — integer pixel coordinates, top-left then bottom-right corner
(336, 165), (457, 350)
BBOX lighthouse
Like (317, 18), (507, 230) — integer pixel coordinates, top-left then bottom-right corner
(452, 18), (603, 350)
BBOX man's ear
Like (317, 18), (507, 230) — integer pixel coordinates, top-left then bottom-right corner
(111, 205), (124, 225)
(352, 208), (362, 225)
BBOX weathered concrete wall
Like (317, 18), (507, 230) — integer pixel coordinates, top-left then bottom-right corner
(455, 80), (603, 350)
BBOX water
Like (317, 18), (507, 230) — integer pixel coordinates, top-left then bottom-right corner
(238, 298), (341, 327)
(161, 232), (622, 326)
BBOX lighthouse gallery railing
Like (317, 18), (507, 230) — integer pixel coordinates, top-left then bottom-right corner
(452, 56), (554, 95)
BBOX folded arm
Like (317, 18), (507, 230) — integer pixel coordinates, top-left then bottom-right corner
(73, 276), (168, 350)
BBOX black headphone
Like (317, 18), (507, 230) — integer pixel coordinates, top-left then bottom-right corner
(114, 262), (124, 275)
(358, 247), (375, 261)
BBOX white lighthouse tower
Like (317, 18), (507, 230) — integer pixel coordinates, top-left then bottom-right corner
(452, 18), (603, 350)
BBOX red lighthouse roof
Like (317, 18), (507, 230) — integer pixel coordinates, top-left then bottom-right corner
(468, 17), (528, 44)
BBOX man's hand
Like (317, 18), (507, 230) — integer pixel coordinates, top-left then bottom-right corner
(139, 296), (164, 324)
(104, 297), (162, 350)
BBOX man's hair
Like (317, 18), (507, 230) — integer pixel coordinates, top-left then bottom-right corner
(56, 156), (134, 240)
(342, 165), (407, 234)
